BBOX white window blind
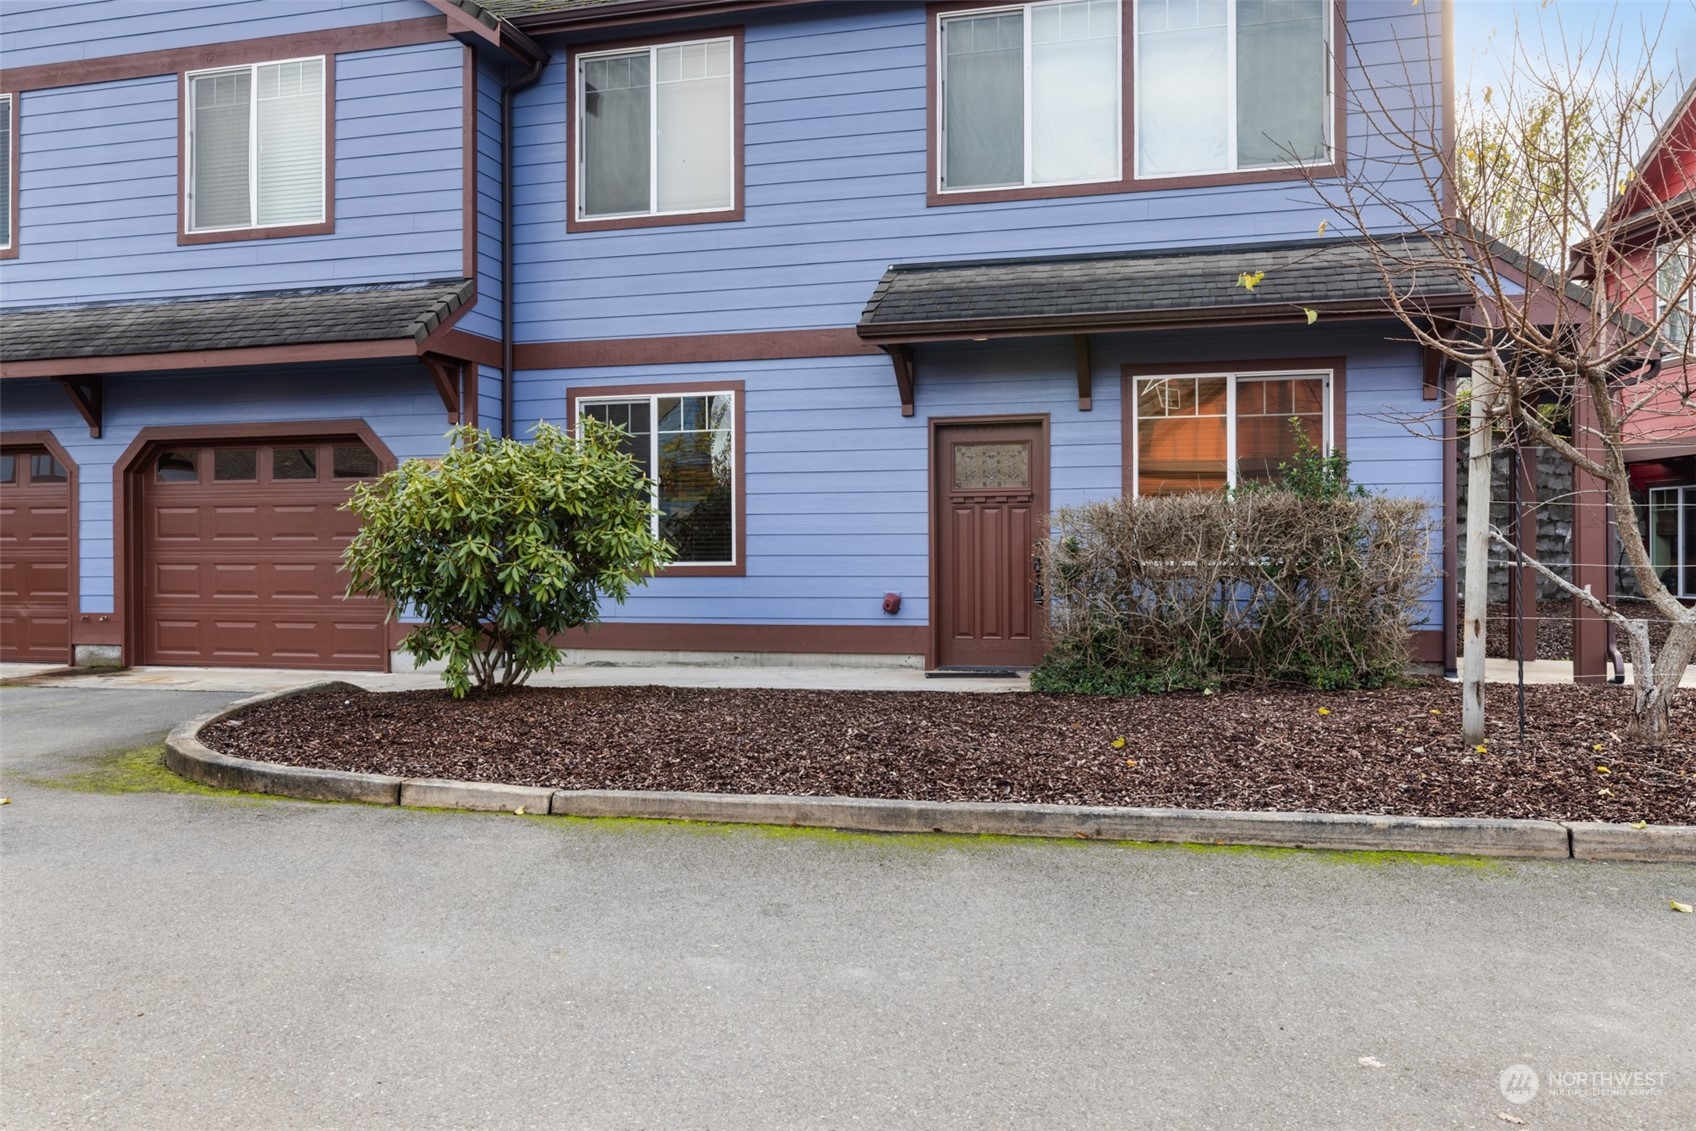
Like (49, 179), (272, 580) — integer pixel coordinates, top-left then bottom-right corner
(188, 57), (325, 232)
(940, 0), (1121, 192)
(0, 94), (12, 249)
(1136, 0), (1331, 178)
(577, 37), (734, 220)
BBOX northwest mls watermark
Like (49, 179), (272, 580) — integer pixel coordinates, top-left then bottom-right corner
(1499, 1063), (1671, 1104)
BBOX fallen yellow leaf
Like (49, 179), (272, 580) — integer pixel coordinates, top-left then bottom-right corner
(1475, 744), (1488, 753)
(1672, 900), (1693, 914)
(515, 806), (526, 815)
(1598, 788), (1614, 797)
(1237, 270), (1265, 292)
(1430, 709), (1441, 716)
(1630, 821), (1648, 830)
(1125, 759), (1137, 768)
(1317, 707), (1331, 716)
(1592, 742), (1604, 751)
(1111, 736), (1127, 749)
(1595, 765), (1610, 774)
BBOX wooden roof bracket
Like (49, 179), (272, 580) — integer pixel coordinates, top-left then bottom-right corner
(421, 352), (464, 424)
(884, 344), (916, 417)
(54, 375), (103, 438)
(1073, 334), (1093, 411)
(1422, 318), (1456, 401)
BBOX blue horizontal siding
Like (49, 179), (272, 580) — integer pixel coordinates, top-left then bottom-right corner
(511, 319), (1443, 631)
(1, 39), (465, 307)
(0, 362), (457, 614)
(512, 0), (1444, 343)
(1, 0), (440, 69)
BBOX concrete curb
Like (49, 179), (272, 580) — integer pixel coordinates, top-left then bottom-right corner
(166, 682), (1696, 864)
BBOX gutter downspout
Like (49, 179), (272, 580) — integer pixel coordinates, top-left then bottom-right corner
(502, 54), (545, 439)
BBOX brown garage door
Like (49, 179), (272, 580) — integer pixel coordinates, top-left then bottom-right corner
(141, 440), (387, 669)
(0, 449), (72, 664)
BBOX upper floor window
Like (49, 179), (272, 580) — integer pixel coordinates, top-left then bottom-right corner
(939, 0), (1122, 192)
(1128, 368), (1333, 495)
(572, 35), (740, 228)
(1135, 0), (1333, 178)
(1, 93), (15, 255)
(185, 57), (327, 236)
(1655, 242), (1694, 356)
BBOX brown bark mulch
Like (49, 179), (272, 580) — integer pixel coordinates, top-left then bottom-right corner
(208, 681), (1696, 825)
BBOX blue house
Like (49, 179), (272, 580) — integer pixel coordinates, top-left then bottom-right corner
(0, 0), (1463, 673)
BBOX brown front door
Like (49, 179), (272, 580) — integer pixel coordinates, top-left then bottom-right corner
(0, 449), (72, 664)
(139, 440), (387, 670)
(934, 421), (1046, 668)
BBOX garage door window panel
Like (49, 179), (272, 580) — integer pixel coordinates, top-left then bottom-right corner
(156, 451), (199, 483)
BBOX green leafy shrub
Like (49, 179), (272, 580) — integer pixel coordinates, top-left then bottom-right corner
(342, 422), (672, 697)
(1034, 436), (1434, 695)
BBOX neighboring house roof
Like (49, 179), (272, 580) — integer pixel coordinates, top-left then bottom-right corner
(0, 279), (473, 365)
(856, 236), (1474, 341)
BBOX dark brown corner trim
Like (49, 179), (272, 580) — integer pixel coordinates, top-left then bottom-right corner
(0, 16), (449, 94)
(0, 429), (80, 661)
(0, 92), (17, 261)
(559, 620), (929, 655)
(517, 328), (879, 370)
(1118, 356), (1349, 497)
(564, 27), (745, 233)
(564, 378), (748, 578)
(113, 419), (397, 668)
(923, 0), (1346, 208)
(176, 56), (337, 247)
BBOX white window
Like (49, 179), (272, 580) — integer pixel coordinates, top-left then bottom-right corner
(1654, 242), (1694, 356)
(575, 38), (735, 221)
(1130, 369), (1332, 495)
(577, 391), (737, 565)
(0, 93), (13, 251)
(1648, 485), (1696, 598)
(939, 0), (1122, 191)
(1135, 0), (1333, 178)
(186, 57), (326, 233)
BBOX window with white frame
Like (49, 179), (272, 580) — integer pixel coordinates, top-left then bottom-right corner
(575, 37), (735, 220)
(1648, 484), (1696, 598)
(939, 0), (1122, 191)
(0, 93), (13, 251)
(1135, 0), (1332, 178)
(1654, 242), (1694, 356)
(186, 57), (326, 233)
(578, 391), (737, 565)
(1130, 369), (1331, 495)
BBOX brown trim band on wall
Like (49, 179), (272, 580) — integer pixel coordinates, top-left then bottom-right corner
(564, 378), (748, 578)
(923, 0), (1346, 208)
(1409, 629), (1445, 665)
(557, 621), (930, 655)
(177, 54), (337, 246)
(0, 91), (17, 261)
(0, 16), (450, 94)
(0, 429), (81, 663)
(113, 419), (397, 670)
(1118, 356), (1348, 495)
(518, 328), (881, 370)
(563, 27), (746, 233)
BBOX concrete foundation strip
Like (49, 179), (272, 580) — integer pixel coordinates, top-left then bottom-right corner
(165, 683), (1695, 865)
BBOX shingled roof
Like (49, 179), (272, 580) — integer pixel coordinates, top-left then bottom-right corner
(857, 236), (1473, 341)
(0, 279), (474, 364)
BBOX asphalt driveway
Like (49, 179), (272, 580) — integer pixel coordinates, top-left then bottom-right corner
(1, 682), (1691, 1130)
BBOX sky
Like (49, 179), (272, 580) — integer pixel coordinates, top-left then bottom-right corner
(1452, 0), (1695, 126)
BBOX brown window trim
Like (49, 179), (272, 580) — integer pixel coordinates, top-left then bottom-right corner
(176, 55), (336, 246)
(564, 379), (748, 577)
(1119, 355), (1348, 497)
(564, 27), (745, 234)
(0, 91), (17, 260)
(925, 0), (1347, 208)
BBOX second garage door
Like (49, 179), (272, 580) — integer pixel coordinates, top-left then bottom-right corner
(140, 440), (388, 669)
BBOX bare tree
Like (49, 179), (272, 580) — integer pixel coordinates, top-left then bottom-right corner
(1319, 7), (1695, 742)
